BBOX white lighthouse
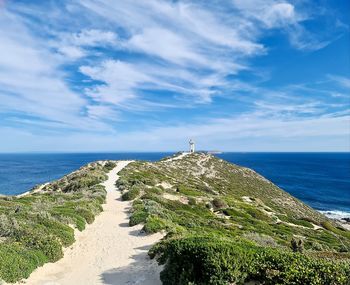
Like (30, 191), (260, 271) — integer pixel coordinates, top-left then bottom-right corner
(189, 139), (195, 153)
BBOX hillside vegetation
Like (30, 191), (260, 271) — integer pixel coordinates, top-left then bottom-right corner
(118, 152), (350, 285)
(0, 161), (115, 283)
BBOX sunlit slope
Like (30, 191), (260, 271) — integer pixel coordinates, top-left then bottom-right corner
(118, 152), (350, 284)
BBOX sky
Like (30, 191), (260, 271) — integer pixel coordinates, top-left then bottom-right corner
(0, 0), (349, 152)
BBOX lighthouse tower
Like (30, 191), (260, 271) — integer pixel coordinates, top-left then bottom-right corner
(189, 139), (195, 153)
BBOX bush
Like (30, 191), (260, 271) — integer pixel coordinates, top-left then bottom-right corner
(16, 228), (63, 262)
(143, 216), (167, 233)
(122, 186), (141, 201)
(76, 207), (95, 224)
(129, 210), (148, 226)
(0, 214), (18, 237)
(245, 207), (271, 222)
(242, 232), (278, 247)
(0, 161), (109, 283)
(291, 237), (304, 253)
(145, 187), (163, 195)
(151, 235), (350, 285)
(38, 218), (75, 247)
(188, 197), (197, 206)
(212, 198), (227, 210)
(0, 243), (47, 283)
(104, 161), (116, 171)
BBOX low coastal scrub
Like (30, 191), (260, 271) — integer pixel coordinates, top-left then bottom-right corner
(118, 153), (350, 284)
(121, 185), (141, 201)
(150, 235), (350, 285)
(0, 161), (112, 283)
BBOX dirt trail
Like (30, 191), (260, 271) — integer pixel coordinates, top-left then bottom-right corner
(23, 161), (163, 285)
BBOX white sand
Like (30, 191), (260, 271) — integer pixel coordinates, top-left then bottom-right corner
(21, 161), (163, 285)
(163, 152), (189, 162)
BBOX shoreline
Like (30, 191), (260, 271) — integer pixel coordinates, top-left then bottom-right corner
(320, 210), (350, 231)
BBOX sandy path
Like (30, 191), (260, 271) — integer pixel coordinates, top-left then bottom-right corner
(23, 161), (163, 285)
(164, 152), (189, 162)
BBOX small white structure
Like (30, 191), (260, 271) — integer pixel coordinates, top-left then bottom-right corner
(189, 139), (195, 153)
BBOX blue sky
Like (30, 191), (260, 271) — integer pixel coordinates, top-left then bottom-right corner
(0, 0), (349, 152)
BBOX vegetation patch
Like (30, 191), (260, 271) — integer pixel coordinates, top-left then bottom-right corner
(150, 235), (350, 285)
(118, 153), (350, 284)
(122, 185), (141, 201)
(0, 161), (112, 283)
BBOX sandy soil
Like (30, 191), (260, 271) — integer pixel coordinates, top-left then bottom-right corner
(163, 152), (189, 162)
(21, 161), (163, 285)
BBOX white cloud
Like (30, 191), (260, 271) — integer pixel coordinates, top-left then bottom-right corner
(232, 0), (299, 28)
(54, 29), (118, 59)
(86, 105), (120, 120)
(231, 0), (333, 51)
(328, 75), (350, 89)
(80, 60), (149, 104)
(70, 29), (117, 46)
(0, 9), (117, 132)
(2, 112), (348, 152)
(127, 27), (208, 66)
(58, 45), (85, 59)
(0, 11), (83, 122)
(0, 0), (347, 152)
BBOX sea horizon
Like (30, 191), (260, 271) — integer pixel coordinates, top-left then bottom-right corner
(1, 152), (349, 220)
(1, 151), (349, 154)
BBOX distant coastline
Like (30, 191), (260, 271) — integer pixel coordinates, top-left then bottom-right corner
(1, 152), (349, 215)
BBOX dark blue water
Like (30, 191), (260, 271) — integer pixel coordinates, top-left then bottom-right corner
(0, 152), (349, 216)
(217, 153), (350, 217)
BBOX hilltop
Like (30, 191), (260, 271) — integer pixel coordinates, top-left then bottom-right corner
(117, 152), (350, 284)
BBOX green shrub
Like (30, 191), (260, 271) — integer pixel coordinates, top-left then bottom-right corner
(0, 243), (47, 283)
(38, 218), (75, 247)
(0, 214), (18, 237)
(76, 207), (95, 224)
(223, 208), (250, 219)
(0, 161), (109, 283)
(16, 228), (63, 262)
(145, 187), (163, 195)
(290, 218), (313, 228)
(245, 207), (271, 222)
(176, 185), (202, 196)
(151, 235), (350, 285)
(104, 161), (116, 171)
(122, 186), (141, 201)
(321, 221), (350, 239)
(188, 197), (197, 206)
(129, 210), (148, 226)
(51, 206), (87, 231)
(321, 221), (335, 231)
(143, 216), (167, 233)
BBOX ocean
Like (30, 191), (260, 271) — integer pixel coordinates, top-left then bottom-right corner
(0, 152), (349, 219)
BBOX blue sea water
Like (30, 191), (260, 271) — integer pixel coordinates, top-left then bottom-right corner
(0, 152), (349, 217)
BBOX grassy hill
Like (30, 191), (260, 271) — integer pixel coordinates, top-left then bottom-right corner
(117, 152), (350, 284)
(0, 161), (116, 282)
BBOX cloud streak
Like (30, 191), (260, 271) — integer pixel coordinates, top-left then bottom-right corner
(0, 0), (348, 151)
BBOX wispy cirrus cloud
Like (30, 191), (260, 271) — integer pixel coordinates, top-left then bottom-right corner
(0, 0), (348, 151)
(54, 29), (118, 59)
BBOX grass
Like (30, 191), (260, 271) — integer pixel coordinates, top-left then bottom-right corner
(0, 161), (113, 283)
